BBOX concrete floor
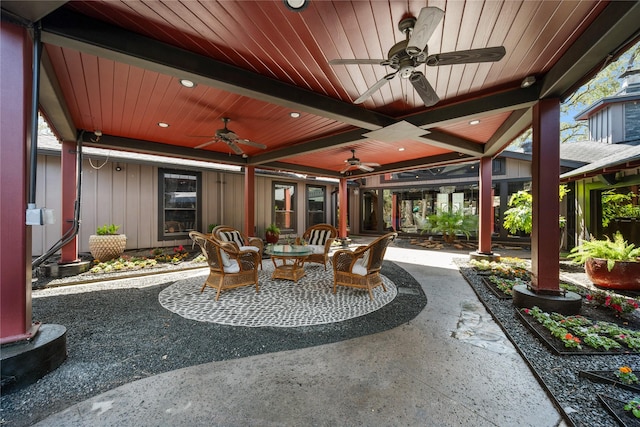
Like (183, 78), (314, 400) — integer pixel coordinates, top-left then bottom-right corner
(34, 245), (567, 427)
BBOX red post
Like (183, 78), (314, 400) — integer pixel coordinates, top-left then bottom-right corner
(339, 178), (348, 239)
(60, 140), (79, 263)
(530, 99), (561, 294)
(0, 22), (37, 343)
(244, 166), (255, 236)
(478, 156), (493, 254)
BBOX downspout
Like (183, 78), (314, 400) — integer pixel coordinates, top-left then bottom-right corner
(27, 23), (41, 206)
(32, 132), (83, 269)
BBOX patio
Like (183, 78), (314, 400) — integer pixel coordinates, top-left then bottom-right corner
(4, 240), (639, 426)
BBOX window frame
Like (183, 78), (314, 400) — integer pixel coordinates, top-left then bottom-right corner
(273, 181), (297, 233)
(157, 168), (202, 241)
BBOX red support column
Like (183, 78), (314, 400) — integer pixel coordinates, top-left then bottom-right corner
(531, 99), (561, 294)
(0, 22), (36, 342)
(391, 193), (398, 231)
(339, 178), (348, 239)
(478, 156), (493, 254)
(243, 166), (255, 236)
(60, 140), (79, 263)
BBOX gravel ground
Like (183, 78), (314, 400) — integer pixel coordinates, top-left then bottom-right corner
(456, 260), (640, 427)
(1, 261), (426, 427)
(5, 242), (640, 427)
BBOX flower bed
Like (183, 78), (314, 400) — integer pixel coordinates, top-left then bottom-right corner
(579, 369), (640, 393)
(519, 306), (640, 355)
(598, 394), (640, 427)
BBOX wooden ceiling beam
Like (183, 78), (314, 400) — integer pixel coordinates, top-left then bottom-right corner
(39, 8), (396, 131)
(541, 1), (640, 100)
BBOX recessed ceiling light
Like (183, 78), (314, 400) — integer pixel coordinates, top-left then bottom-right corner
(157, 122), (170, 128)
(469, 120), (480, 125)
(290, 112), (300, 118)
(283, 0), (308, 11)
(179, 79), (196, 88)
(398, 147), (405, 151)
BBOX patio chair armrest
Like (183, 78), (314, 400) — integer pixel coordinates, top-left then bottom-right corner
(247, 236), (264, 252)
(236, 249), (261, 270)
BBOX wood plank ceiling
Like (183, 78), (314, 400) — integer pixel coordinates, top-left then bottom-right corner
(4, 0), (640, 177)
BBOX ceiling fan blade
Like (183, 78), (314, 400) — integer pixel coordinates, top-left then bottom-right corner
(358, 164), (375, 172)
(407, 7), (444, 57)
(227, 141), (245, 155)
(194, 139), (217, 149)
(354, 72), (397, 104)
(362, 162), (381, 168)
(426, 46), (506, 66)
(409, 71), (439, 106)
(329, 58), (386, 65)
(237, 139), (267, 149)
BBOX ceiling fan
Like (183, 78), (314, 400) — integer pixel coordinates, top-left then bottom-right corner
(341, 149), (380, 174)
(194, 117), (266, 155)
(329, 7), (506, 106)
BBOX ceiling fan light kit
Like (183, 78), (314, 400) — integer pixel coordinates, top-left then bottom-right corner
(329, 6), (506, 106)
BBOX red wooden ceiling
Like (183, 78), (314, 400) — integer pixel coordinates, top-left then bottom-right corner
(7, 0), (638, 177)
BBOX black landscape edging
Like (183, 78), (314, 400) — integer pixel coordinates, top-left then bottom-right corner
(579, 370), (640, 393)
(598, 394), (640, 427)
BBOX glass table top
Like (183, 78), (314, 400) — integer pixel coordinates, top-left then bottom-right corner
(265, 244), (313, 256)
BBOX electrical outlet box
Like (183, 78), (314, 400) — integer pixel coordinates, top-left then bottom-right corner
(26, 207), (55, 225)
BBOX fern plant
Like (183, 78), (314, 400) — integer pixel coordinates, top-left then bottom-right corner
(568, 232), (640, 271)
(421, 210), (477, 243)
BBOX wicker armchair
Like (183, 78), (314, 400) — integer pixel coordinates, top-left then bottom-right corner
(296, 223), (338, 270)
(212, 225), (263, 268)
(189, 231), (261, 301)
(332, 232), (397, 300)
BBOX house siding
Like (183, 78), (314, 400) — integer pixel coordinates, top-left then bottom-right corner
(32, 153), (339, 256)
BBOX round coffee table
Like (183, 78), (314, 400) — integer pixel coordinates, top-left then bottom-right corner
(265, 244), (313, 282)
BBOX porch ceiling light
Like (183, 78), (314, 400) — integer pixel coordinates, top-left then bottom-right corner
(521, 75), (536, 88)
(179, 79), (196, 88)
(469, 120), (480, 125)
(290, 112), (301, 118)
(284, 0), (308, 11)
(157, 122), (170, 128)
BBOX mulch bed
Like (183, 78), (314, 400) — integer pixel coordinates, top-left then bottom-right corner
(598, 394), (640, 427)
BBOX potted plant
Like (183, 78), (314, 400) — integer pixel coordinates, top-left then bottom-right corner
(89, 224), (127, 262)
(567, 232), (640, 290)
(265, 223), (280, 244)
(421, 210), (477, 244)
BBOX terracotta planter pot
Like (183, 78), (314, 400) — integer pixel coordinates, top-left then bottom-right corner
(265, 231), (279, 244)
(585, 257), (640, 291)
(89, 234), (127, 262)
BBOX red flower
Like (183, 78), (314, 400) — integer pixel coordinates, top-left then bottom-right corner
(611, 304), (623, 313)
(586, 294), (593, 301)
(605, 295), (612, 306)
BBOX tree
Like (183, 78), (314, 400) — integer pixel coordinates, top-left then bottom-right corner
(503, 185), (569, 235)
(509, 41), (640, 149)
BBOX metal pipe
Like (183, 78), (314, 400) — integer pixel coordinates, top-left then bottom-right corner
(28, 23), (42, 204)
(33, 132), (84, 269)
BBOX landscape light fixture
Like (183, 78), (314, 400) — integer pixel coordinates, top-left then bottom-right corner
(284, 0), (308, 11)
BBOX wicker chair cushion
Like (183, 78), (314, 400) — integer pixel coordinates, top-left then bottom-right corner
(308, 229), (330, 245)
(219, 230), (245, 247)
(239, 245), (261, 253)
(223, 259), (240, 273)
(308, 244), (325, 254)
(350, 248), (370, 276)
(220, 249), (232, 267)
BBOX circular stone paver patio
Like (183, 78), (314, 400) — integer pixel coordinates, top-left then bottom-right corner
(158, 263), (397, 327)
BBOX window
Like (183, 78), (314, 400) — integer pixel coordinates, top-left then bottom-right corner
(158, 169), (201, 240)
(274, 182), (296, 232)
(306, 185), (326, 227)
